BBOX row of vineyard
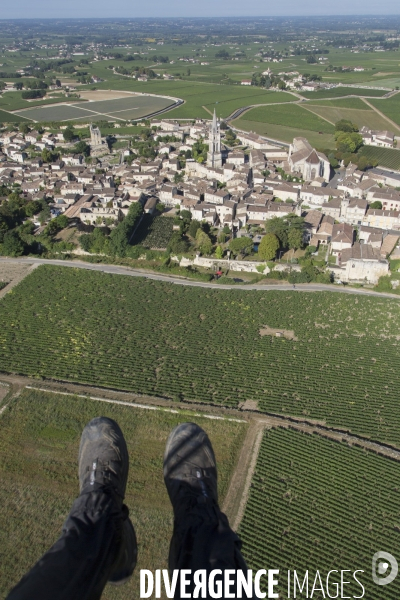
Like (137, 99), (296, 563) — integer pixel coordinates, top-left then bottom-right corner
(239, 427), (400, 600)
(1, 265), (400, 444)
(132, 214), (174, 249)
(359, 145), (400, 171)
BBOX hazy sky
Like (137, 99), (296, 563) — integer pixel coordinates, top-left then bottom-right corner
(1, 0), (400, 19)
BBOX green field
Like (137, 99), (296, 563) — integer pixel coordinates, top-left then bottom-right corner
(235, 103), (335, 146)
(2, 266), (400, 445)
(369, 94), (400, 127)
(0, 108), (29, 123)
(91, 79), (296, 119)
(236, 104), (334, 133)
(359, 145), (400, 171)
(306, 97), (370, 109)
(299, 87), (389, 100)
(0, 91), (75, 113)
(303, 104), (399, 132)
(240, 427), (400, 600)
(233, 119), (334, 147)
(13, 95), (175, 123)
(0, 387), (246, 599)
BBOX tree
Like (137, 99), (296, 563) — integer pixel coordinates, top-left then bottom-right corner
(24, 200), (41, 217)
(22, 90), (44, 99)
(265, 217), (288, 247)
(258, 233), (280, 260)
(288, 227), (303, 250)
(188, 219), (201, 238)
(41, 148), (58, 163)
(370, 201), (383, 209)
(217, 232), (227, 244)
(39, 205), (51, 225)
(19, 123), (30, 134)
(215, 245), (224, 259)
(196, 229), (213, 255)
(1, 230), (24, 256)
(74, 141), (90, 157)
(229, 236), (253, 256)
(357, 155), (378, 171)
(168, 232), (189, 254)
(335, 131), (363, 154)
(335, 119), (359, 133)
(63, 127), (75, 142)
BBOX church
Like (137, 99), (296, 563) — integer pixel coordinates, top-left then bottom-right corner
(207, 109), (223, 168)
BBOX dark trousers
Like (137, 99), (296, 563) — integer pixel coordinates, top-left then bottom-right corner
(6, 491), (250, 600)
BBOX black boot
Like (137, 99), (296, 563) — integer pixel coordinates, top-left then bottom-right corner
(79, 417), (137, 584)
(163, 422), (219, 515)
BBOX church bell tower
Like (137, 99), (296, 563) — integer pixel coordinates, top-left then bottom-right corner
(207, 109), (222, 168)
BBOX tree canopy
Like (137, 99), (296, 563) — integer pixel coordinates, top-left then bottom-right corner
(335, 119), (359, 133)
(229, 236), (253, 256)
(258, 233), (280, 261)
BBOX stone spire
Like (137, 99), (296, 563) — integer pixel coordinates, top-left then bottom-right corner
(207, 108), (222, 168)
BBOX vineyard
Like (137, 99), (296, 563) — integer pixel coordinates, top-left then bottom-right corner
(359, 145), (400, 171)
(1, 266), (400, 444)
(0, 387), (246, 599)
(132, 215), (174, 249)
(240, 427), (400, 600)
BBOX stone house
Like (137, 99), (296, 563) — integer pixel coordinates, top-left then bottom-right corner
(331, 223), (354, 254)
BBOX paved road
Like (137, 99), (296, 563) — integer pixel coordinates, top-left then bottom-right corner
(326, 168), (346, 189)
(1, 257), (399, 299)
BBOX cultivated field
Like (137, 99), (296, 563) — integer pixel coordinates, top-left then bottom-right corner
(359, 145), (400, 171)
(303, 104), (399, 132)
(236, 104), (334, 133)
(132, 215), (174, 249)
(1, 266), (400, 446)
(89, 79), (297, 119)
(12, 95), (176, 122)
(0, 108), (29, 122)
(369, 94), (400, 128)
(234, 119), (334, 147)
(0, 387), (246, 599)
(240, 427), (400, 600)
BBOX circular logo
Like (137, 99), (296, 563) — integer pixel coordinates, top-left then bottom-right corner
(372, 552), (398, 586)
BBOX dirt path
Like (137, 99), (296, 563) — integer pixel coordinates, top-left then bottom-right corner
(223, 419), (265, 530)
(301, 104), (336, 125)
(202, 105), (213, 116)
(361, 97), (400, 133)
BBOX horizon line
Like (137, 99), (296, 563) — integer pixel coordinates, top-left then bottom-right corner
(1, 14), (400, 20)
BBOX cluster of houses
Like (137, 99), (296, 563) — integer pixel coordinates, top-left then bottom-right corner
(0, 130), (62, 163)
(0, 114), (399, 285)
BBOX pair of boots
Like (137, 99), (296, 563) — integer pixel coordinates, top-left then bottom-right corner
(80, 417), (220, 586)
(7, 418), (246, 600)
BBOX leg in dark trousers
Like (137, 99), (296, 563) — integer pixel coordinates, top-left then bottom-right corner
(6, 418), (137, 600)
(164, 423), (253, 599)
